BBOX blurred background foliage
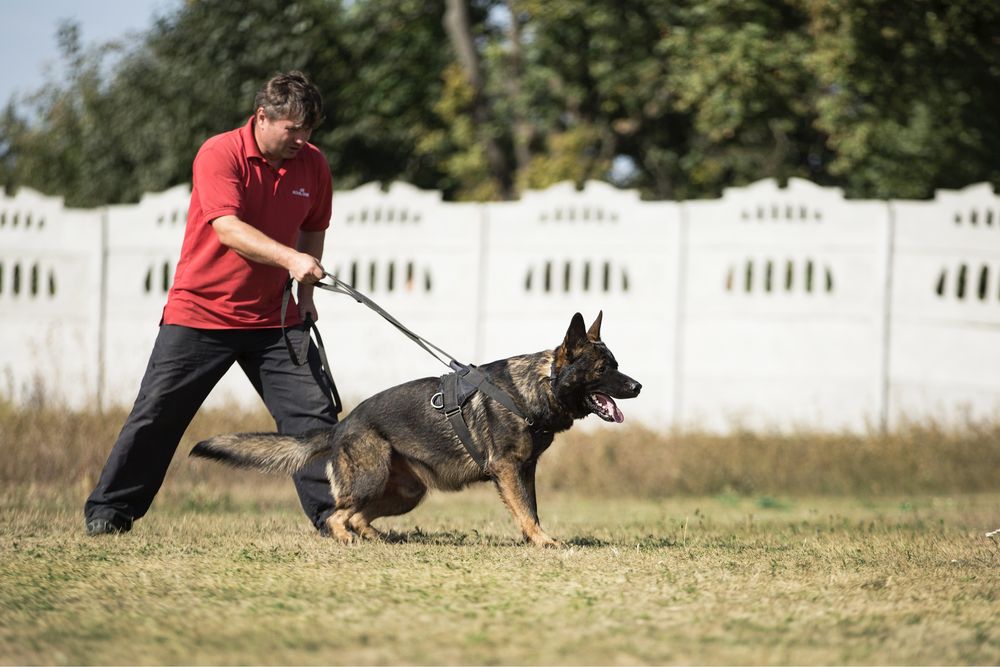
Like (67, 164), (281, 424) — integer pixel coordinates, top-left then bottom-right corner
(0, 0), (997, 206)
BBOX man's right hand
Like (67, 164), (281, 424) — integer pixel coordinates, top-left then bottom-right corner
(288, 252), (325, 284)
(213, 216), (327, 283)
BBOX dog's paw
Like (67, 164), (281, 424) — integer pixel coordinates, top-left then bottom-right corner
(356, 525), (386, 541)
(324, 515), (359, 544)
(527, 533), (561, 548)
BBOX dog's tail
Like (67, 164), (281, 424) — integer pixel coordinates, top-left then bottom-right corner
(190, 427), (336, 475)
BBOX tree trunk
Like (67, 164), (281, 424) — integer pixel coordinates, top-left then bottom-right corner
(504, 1), (532, 184)
(443, 0), (513, 199)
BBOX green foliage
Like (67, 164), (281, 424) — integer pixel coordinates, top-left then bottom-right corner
(0, 0), (450, 206)
(416, 62), (502, 201)
(1, 0), (997, 204)
(805, 0), (1000, 198)
(660, 1), (825, 197)
(327, 0), (453, 191)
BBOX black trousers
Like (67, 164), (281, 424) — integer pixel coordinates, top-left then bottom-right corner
(84, 324), (339, 530)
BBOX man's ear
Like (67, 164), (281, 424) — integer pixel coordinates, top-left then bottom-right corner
(587, 310), (603, 341)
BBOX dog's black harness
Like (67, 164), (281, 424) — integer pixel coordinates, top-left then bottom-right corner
(282, 274), (534, 473)
(432, 363), (534, 471)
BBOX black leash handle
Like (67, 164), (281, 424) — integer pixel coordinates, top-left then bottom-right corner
(280, 279), (343, 416)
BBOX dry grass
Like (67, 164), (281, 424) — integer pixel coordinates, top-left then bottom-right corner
(3, 400), (999, 497)
(545, 421), (1000, 497)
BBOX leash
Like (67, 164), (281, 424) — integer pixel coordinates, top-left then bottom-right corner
(281, 273), (535, 473)
(308, 272), (465, 370)
(280, 283), (343, 416)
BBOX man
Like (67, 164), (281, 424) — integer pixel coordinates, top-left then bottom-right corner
(84, 71), (339, 535)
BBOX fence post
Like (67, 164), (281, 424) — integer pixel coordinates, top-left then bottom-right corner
(474, 202), (490, 363)
(673, 201), (690, 427)
(96, 206), (109, 413)
(879, 201), (896, 434)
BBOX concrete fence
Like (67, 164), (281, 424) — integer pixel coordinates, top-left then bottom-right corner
(2, 179), (998, 432)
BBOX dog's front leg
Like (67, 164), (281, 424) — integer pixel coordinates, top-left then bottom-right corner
(492, 461), (558, 547)
(522, 458), (539, 519)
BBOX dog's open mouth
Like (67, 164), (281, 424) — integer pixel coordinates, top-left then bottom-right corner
(588, 392), (624, 423)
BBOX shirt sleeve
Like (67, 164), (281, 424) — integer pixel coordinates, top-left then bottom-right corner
(193, 143), (244, 224)
(300, 155), (333, 232)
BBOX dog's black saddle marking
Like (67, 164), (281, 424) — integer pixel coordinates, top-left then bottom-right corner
(436, 362), (531, 472)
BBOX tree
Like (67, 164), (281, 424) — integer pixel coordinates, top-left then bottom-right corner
(1, 0), (452, 206)
(2, 0), (997, 204)
(805, 0), (1000, 198)
(443, 0), (513, 199)
(0, 20), (120, 205)
(453, 0), (827, 199)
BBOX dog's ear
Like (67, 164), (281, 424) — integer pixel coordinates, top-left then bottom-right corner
(556, 312), (588, 365)
(587, 310), (603, 341)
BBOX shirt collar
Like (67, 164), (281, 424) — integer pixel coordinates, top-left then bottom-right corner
(240, 116), (265, 161)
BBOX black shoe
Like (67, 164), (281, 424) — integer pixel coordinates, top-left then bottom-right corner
(85, 516), (133, 536)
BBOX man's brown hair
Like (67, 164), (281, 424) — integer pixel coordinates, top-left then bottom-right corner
(253, 71), (324, 129)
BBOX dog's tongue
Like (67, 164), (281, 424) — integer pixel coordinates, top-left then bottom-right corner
(595, 393), (625, 423)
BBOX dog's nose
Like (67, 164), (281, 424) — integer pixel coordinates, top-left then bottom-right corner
(629, 380), (642, 395)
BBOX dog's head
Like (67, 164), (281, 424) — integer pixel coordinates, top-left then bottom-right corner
(553, 311), (641, 423)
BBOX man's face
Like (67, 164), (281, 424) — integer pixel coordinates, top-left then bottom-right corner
(254, 108), (312, 161)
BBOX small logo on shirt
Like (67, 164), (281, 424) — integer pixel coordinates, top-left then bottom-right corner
(292, 187), (310, 198)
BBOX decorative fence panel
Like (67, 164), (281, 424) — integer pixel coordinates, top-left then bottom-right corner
(2, 179), (998, 431)
(888, 183), (1000, 426)
(681, 179), (891, 431)
(103, 186), (260, 408)
(0, 189), (103, 406)
(104, 186), (184, 406)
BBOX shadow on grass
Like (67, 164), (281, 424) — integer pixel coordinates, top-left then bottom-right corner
(566, 534), (682, 549)
(377, 527), (522, 547)
(372, 529), (681, 550)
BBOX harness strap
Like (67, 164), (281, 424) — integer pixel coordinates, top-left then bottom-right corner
(441, 371), (487, 470)
(280, 279), (343, 416)
(437, 364), (537, 473)
(461, 365), (532, 425)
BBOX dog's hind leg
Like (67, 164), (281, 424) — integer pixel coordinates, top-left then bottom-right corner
(348, 456), (427, 540)
(323, 432), (393, 544)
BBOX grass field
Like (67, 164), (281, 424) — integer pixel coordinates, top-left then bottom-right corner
(2, 404), (999, 665)
(3, 484), (999, 665)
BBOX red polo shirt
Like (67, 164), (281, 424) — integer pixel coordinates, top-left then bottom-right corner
(163, 117), (332, 329)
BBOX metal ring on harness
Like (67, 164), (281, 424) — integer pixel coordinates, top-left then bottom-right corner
(430, 392), (444, 410)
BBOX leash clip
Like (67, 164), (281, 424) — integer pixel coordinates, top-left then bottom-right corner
(430, 392), (444, 410)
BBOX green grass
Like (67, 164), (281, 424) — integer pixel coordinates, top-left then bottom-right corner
(2, 483), (998, 665)
(2, 403), (1000, 664)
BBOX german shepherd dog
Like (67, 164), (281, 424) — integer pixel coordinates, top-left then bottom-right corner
(191, 312), (641, 546)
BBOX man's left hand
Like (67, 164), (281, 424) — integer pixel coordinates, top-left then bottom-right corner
(298, 291), (319, 323)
